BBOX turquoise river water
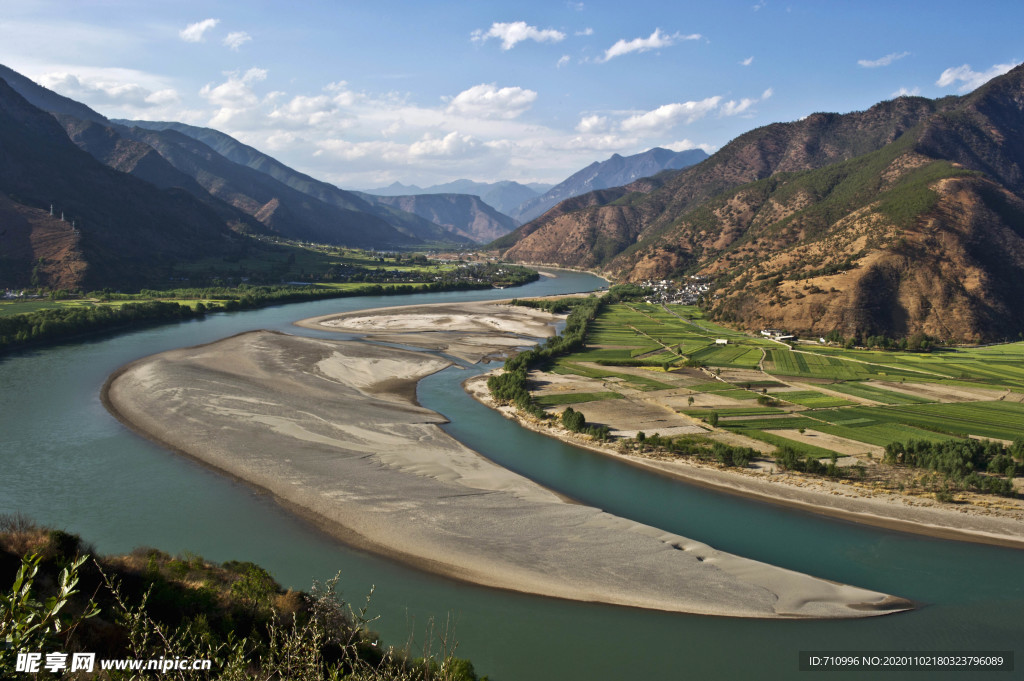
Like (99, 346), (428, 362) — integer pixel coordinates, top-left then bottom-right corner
(0, 269), (1021, 680)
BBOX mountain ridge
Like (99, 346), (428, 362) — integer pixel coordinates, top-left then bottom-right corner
(496, 65), (1024, 341)
(510, 147), (709, 223)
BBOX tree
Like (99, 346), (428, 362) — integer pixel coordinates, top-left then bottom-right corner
(561, 407), (586, 433)
(707, 412), (719, 427)
(230, 564), (279, 615)
(0, 554), (98, 675)
(687, 396), (695, 406)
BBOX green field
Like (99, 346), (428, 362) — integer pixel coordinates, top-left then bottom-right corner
(824, 381), (935, 404)
(532, 296), (1024, 459)
(771, 390), (855, 408)
(549, 360), (675, 391)
(534, 392), (625, 407)
(575, 302), (773, 367)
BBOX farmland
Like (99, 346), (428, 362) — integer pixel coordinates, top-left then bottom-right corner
(525, 302), (1024, 471)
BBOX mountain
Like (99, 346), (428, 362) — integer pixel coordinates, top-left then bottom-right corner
(0, 77), (243, 290)
(497, 65), (1024, 342)
(112, 119), (470, 245)
(0, 64), (108, 124)
(1, 65), (465, 247)
(354, 192), (518, 243)
(362, 179), (547, 217)
(510, 147), (709, 224)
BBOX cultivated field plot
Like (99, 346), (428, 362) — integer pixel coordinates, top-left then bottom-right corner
(549, 360), (676, 391)
(690, 344), (763, 369)
(582, 303), (770, 366)
(530, 299), (1024, 458)
(764, 348), (919, 380)
(769, 390), (856, 408)
(824, 381), (935, 405)
(534, 392), (624, 407)
(796, 343), (1024, 391)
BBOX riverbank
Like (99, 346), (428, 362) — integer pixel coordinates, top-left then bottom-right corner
(103, 310), (910, 619)
(466, 371), (1024, 550)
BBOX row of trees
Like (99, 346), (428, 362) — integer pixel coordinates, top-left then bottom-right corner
(0, 301), (206, 351)
(1, 277), (538, 354)
(822, 328), (934, 352)
(883, 438), (1020, 497)
(633, 432), (755, 468)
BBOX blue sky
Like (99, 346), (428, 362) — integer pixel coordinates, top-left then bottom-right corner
(1, 1), (1020, 189)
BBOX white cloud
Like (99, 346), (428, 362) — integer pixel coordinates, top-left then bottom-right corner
(199, 67), (269, 127)
(858, 51), (909, 68)
(445, 83), (537, 119)
(223, 31), (252, 51)
(557, 55), (571, 68)
(720, 98), (756, 117)
(38, 71), (181, 111)
(720, 88), (772, 117)
(269, 93), (338, 127)
(601, 28), (700, 62)
(409, 131), (480, 157)
(620, 96), (722, 131)
(576, 114), (609, 133)
(666, 139), (717, 155)
(891, 86), (921, 98)
(179, 18), (219, 43)
(936, 61), (1021, 92)
(471, 21), (566, 50)
(575, 27), (594, 36)
(740, 56), (754, 66)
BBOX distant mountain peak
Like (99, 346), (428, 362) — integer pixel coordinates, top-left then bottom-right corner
(510, 147), (708, 223)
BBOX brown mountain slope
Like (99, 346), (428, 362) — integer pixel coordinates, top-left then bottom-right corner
(703, 175), (1024, 342)
(0, 194), (88, 290)
(500, 96), (952, 267)
(0, 77), (243, 290)
(499, 64), (1024, 341)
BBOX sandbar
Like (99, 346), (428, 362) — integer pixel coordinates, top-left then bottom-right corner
(104, 328), (909, 618)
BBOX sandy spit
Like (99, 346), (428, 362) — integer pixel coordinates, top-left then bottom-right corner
(104, 330), (909, 619)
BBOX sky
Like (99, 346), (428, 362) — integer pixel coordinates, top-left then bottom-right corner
(0, 1), (1021, 190)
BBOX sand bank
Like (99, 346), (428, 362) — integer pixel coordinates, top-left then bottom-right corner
(295, 300), (562, 362)
(105, 330), (908, 618)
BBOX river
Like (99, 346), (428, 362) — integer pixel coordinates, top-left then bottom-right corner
(1, 269), (1021, 680)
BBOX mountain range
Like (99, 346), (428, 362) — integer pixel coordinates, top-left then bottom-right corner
(6, 58), (1024, 342)
(510, 147), (708, 224)
(495, 64), (1024, 342)
(0, 64), (475, 251)
(0, 76), (244, 290)
(353, 192), (518, 243)
(362, 179), (549, 216)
